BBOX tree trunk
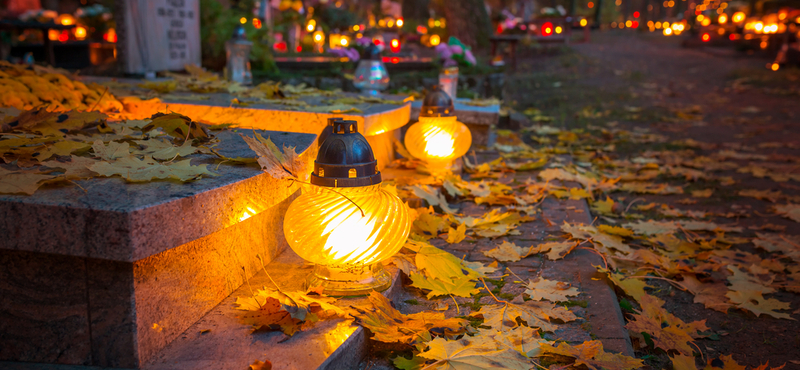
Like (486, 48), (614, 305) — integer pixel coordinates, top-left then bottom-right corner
(594, 0), (603, 24)
(402, 0), (430, 24)
(443, 0), (491, 49)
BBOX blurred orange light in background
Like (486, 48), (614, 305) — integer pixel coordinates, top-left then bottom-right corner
(103, 28), (117, 43)
(74, 26), (87, 40)
(702, 18), (711, 26)
(702, 33), (710, 41)
(429, 34), (440, 46)
(632, 21), (639, 28)
(771, 63), (779, 71)
(240, 17), (247, 24)
(253, 18), (262, 29)
(588, 2), (594, 8)
(396, 18), (404, 27)
(57, 14), (75, 26)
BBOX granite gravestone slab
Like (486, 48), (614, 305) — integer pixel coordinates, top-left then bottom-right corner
(119, 0), (201, 74)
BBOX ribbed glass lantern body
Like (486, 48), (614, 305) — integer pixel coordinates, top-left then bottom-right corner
(283, 184), (410, 295)
(404, 116), (472, 169)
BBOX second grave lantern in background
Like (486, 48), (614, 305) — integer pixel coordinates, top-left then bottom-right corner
(225, 25), (253, 85)
(353, 43), (390, 95)
(404, 86), (472, 174)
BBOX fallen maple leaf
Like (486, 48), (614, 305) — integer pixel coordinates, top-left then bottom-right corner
(524, 278), (580, 302)
(539, 340), (643, 370)
(241, 133), (303, 180)
(562, 223), (633, 255)
(2, 109), (107, 136)
(417, 334), (532, 370)
(248, 359), (272, 370)
(670, 353), (698, 370)
(414, 243), (479, 283)
(0, 166), (55, 194)
(773, 204), (800, 223)
(412, 185), (457, 214)
(92, 140), (130, 160)
(351, 291), (467, 344)
(234, 287), (345, 336)
(470, 300), (576, 333)
(483, 241), (532, 262)
(410, 273), (480, 298)
(597, 224), (635, 237)
(90, 155), (215, 182)
(141, 112), (209, 142)
(626, 294), (707, 355)
(691, 189), (714, 198)
(680, 274), (733, 313)
(725, 266), (794, 320)
(445, 224), (467, 244)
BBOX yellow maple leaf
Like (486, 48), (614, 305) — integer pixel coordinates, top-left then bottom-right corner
(417, 335), (532, 370)
(89, 155), (215, 182)
(351, 291), (467, 344)
(445, 223), (467, 244)
(524, 278), (580, 302)
(597, 224), (635, 237)
(539, 340), (643, 370)
(0, 166), (55, 195)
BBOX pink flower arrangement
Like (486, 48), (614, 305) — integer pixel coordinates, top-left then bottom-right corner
(435, 37), (477, 67)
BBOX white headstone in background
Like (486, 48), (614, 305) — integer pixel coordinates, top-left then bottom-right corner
(120, 0), (201, 74)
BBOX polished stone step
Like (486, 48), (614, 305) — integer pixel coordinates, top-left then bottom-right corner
(0, 130), (318, 369)
(144, 251), (402, 370)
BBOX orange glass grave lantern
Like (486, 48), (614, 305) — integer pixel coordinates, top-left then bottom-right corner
(404, 86), (472, 174)
(283, 120), (411, 296)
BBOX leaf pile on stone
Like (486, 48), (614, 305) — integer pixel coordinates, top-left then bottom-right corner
(0, 110), (218, 195)
(117, 63), (410, 114)
(0, 61), (123, 112)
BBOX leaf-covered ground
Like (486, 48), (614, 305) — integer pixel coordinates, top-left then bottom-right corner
(354, 32), (800, 369)
(503, 32), (800, 368)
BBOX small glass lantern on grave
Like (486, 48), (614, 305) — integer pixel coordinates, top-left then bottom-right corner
(353, 44), (389, 95)
(438, 66), (459, 100)
(225, 25), (253, 85)
(283, 120), (411, 296)
(404, 86), (472, 174)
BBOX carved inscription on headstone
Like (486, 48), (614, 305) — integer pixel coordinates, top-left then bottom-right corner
(120, 0), (201, 74)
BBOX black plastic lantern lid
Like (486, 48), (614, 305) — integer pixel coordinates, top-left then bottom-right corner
(317, 116), (343, 147)
(420, 85), (455, 117)
(311, 120), (382, 188)
(362, 43), (382, 61)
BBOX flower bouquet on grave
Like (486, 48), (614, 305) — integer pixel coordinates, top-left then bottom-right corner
(434, 37), (476, 99)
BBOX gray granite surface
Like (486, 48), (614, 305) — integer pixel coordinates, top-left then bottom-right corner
(0, 130), (317, 262)
(410, 98), (500, 126)
(80, 76), (411, 138)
